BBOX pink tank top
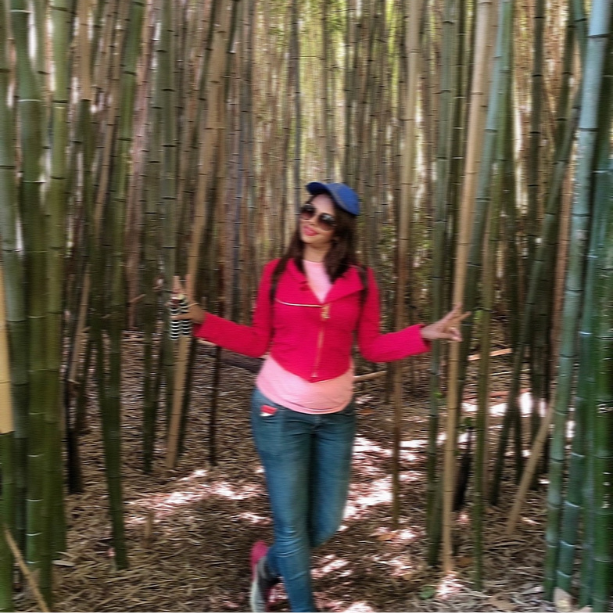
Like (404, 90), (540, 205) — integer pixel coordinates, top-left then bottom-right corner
(256, 260), (354, 414)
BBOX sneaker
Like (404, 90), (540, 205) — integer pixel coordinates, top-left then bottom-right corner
(249, 541), (280, 612)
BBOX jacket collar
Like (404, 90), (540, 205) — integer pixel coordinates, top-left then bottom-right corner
(286, 259), (365, 302)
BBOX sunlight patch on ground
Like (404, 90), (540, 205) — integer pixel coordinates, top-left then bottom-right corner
(462, 391), (540, 418)
(126, 476), (263, 521)
(438, 392), (539, 445)
(345, 477), (392, 519)
(384, 553), (419, 578)
(401, 438), (427, 449)
(313, 554), (351, 579)
(368, 527), (418, 545)
(436, 573), (465, 599)
(353, 436), (390, 457)
(353, 436), (422, 478)
(457, 511), (471, 525)
(237, 511), (269, 525)
(338, 602), (376, 612)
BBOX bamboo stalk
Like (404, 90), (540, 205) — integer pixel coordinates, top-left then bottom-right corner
(473, 0), (513, 588)
(0, 266), (15, 610)
(2, 527), (49, 613)
(166, 0), (235, 471)
(542, 0), (611, 597)
(443, 0), (495, 574)
(426, 0), (459, 563)
(392, 0), (424, 528)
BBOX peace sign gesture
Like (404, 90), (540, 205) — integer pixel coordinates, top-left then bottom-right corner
(420, 303), (471, 342)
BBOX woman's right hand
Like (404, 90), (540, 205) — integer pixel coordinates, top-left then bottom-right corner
(170, 275), (206, 325)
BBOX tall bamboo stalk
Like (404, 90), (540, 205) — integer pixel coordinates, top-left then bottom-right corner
(472, 0), (513, 589)
(492, 36), (581, 510)
(291, 0), (301, 211)
(553, 6), (594, 591)
(11, 0), (49, 587)
(0, 3), (14, 608)
(46, 0), (72, 573)
(0, 0), (28, 559)
(142, 1), (163, 473)
(589, 159), (613, 612)
(0, 263), (15, 611)
(426, 0), (458, 564)
(166, 0), (235, 471)
(543, 0), (611, 598)
(99, 0), (146, 571)
(526, 0), (546, 441)
(392, 0), (423, 528)
(578, 39), (613, 610)
(443, 0), (495, 573)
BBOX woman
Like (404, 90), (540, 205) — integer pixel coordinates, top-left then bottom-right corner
(173, 182), (468, 612)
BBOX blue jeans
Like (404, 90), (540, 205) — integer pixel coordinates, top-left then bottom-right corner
(250, 388), (357, 612)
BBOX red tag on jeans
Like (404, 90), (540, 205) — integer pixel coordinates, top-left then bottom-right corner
(260, 404), (277, 416)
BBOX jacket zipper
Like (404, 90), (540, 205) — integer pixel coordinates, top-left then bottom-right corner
(276, 299), (322, 308)
(312, 303), (330, 379)
(275, 299), (330, 379)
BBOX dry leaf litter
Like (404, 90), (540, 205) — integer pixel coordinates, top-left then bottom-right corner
(15, 335), (560, 612)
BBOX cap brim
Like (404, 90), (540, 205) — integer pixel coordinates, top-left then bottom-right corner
(306, 182), (329, 196)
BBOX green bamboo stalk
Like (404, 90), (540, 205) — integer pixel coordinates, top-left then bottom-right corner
(490, 50), (582, 508)
(291, 0), (301, 211)
(0, 263), (15, 611)
(244, 0), (257, 303)
(166, 0), (235, 471)
(45, 0), (72, 575)
(0, 5), (26, 584)
(100, 0), (145, 571)
(10, 0), (49, 587)
(526, 0), (546, 444)
(554, 5), (594, 593)
(142, 9), (163, 474)
(392, 0), (424, 528)
(589, 165), (613, 612)
(571, 0), (587, 65)
(543, 0), (611, 598)
(473, 0), (513, 590)
(426, 0), (457, 564)
(445, 0), (469, 318)
(443, 0), (494, 573)
(321, 0), (334, 180)
(580, 162), (613, 612)
(459, 0), (507, 383)
(578, 45), (613, 609)
(343, 0), (356, 183)
(65, 0), (95, 494)
(526, 0), (544, 281)
(159, 0), (179, 424)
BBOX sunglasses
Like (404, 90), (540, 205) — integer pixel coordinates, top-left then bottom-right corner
(299, 203), (337, 231)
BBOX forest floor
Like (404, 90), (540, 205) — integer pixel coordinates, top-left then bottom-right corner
(17, 336), (559, 613)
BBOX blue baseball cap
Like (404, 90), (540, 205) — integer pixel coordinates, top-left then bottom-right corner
(306, 182), (360, 216)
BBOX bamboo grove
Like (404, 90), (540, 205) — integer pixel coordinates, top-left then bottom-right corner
(0, 0), (611, 610)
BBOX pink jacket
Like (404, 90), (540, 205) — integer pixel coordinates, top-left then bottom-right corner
(193, 259), (430, 382)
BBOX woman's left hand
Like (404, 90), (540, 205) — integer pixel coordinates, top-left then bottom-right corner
(420, 303), (471, 342)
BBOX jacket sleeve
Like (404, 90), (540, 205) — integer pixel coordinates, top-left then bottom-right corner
(192, 261), (276, 358)
(357, 267), (430, 362)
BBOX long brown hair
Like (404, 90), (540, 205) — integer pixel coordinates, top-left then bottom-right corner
(269, 199), (366, 301)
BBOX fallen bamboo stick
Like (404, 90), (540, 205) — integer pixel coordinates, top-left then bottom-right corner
(505, 400), (554, 535)
(353, 347), (513, 382)
(3, 526), (50, 613)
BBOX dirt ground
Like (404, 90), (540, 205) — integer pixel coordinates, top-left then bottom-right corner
(16, 337), (559, 612)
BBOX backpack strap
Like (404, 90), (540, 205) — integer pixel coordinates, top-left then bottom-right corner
(357, 265), (368, 306)
(269, 256), (289, 303)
